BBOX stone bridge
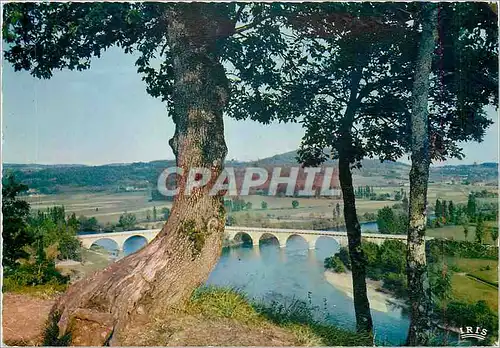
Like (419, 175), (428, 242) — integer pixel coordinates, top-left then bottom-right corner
(78, 226), (422, 253)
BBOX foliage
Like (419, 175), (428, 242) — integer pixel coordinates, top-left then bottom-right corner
(441, 300), (498, 344)
(4, 241), (69, 289)
(491, 227), (498, 243)
(376, 206), (407, 234)
(427, 239), (498, 260)
(77, 215), (100, 231)
(337, 247), (351, 270)
(225, 215), (236, 226)
(291, 200), (299, 209)
(29, 206), (82, 261)
(2, 174), (33, 268)
(475, 214), (486, 244)
(467, 194), (477, 221)
(261, 201), (268, 209)
(118, 212), (137, 231)
(381, 273), (407, 298)
(326, 240), (408, 296)
(324, 255), (346, 273)
(161, 207), (170, 220)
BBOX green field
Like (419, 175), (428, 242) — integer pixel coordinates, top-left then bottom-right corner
(26, 191), (172, 226)
(445, 257), (498, 312)
(24, 183), (495, 229)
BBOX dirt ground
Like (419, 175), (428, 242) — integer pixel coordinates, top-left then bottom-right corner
(2, 292), (301, 346)
(2, 293), (56, 346)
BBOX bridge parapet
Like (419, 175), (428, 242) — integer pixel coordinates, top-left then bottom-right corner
(78, 226), (430, 251)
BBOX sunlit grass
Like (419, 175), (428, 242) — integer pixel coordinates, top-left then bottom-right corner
(2, 280), (67, 299)
(451, 273), (498, 312)
(447, 257), (498, 283)
(188, 286), (372, 346)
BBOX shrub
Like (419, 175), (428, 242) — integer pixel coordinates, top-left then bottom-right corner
(442, 300), (498, 344)
(427, 239), (498, 260)
(324, 256), (346, 273)
(382, 272), (407, 298)
(336, 247), (351, 270)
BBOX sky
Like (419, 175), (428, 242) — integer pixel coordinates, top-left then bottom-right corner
(2, 47), (498, 166)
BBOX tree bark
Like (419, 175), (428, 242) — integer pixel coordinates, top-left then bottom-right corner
(337, 64), (373, 337)
(338, 157), (373, 336)
(50, 5), (231, 346)
(406, 3), (437, 346)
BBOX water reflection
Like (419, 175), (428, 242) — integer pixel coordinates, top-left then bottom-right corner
(208, 237), (411, 345)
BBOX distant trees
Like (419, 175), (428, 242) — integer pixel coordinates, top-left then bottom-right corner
(161, 207), (170, 221)
(402, 196), (409, 213)
(30, 207), (82, 261)
(261, 201), (268, 210)
(475, 214), (485, 244)
(491, 227), (498, 244)
(118, 213), (137, 231)
(324, 255), (346, 273)
(78, 216), (100, 232)
(394, 191), (402, 201)
(448, 201), (455, 224)
(377, 206), (407, 234)
(463, 224), (469, 241)
(467, 194), (477, 221)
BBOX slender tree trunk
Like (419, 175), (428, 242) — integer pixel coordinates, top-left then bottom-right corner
(50, 5), (231, 346)
(337, 63), (373, 337)
(338, 156), (373, 336)
(406, 3), (437, 346)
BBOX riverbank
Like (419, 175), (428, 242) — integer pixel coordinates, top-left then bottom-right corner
(2, 287), (369, 346)
(324, 270), (405, 313)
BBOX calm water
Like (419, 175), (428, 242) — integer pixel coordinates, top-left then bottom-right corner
(84, 221), (413, 345)
(208, 237), (409, 345)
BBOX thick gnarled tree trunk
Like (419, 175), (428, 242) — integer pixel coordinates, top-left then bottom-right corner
(50, 5), (231, 346)
(406, 3), (437, 346)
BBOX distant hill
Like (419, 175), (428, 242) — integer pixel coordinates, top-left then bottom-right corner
(3, 151), (497, 194)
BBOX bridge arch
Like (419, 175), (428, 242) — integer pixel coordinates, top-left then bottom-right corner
(233, 231), (254, 246)
(314, 235), (342, 250)
(123, 235), (148, 255)
(285, 234), (310, 249)
(259, 233), (280, 247)
(88, 238), (120, 255)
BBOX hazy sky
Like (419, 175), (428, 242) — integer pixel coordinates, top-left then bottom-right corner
(2, 47), (498, 166)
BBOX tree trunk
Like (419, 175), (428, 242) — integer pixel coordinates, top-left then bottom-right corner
(337, 63), (373, 337)
(338, 157), (373, 336)
(406, 3), (437, 346)
(50, 5), (231, 346)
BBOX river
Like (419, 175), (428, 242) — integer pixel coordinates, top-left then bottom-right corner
(86, 221), (412, 345)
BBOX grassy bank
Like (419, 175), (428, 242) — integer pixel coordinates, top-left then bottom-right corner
(445, 257), (498, 312)
(126, 286), (371, 346)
